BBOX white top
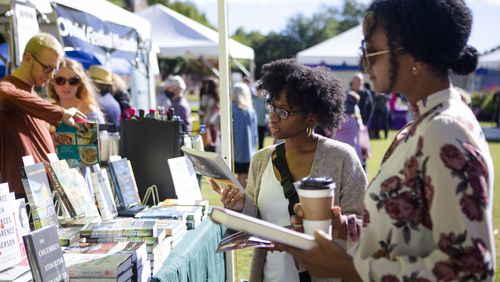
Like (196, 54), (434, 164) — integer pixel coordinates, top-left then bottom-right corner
(258, 159), (300, 282)
(353, 88), (496, 281)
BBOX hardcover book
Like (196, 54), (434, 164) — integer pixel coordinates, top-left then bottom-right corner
(55, 122), (100, 167)
(0, 184), (22, 272)
(209, 207), (317, 250)
(23, 225), (69, 282)
(79, 219), (162, 238)
(181, 146), (244, 192)
(90, 169), (118, 221)
(20, 162), (59, 229)
(134, 206), (186, 221)
(64, 252), (132, 279)
(108, 158), (141, 208)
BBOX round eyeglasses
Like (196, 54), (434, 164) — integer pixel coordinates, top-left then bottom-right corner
(54, 76), (81, 86)
(265, 102), (303, 120)
(31, 53), (59, 74)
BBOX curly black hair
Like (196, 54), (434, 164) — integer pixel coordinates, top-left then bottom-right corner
(364, 0), (478, 90)
(259, 59), (345, 130)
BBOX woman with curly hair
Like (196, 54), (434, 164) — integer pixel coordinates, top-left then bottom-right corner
(214, 59), (367, 281)
(47, 58), (104, 123)
(282, 0), (495, 281)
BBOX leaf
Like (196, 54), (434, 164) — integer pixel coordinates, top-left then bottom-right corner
(408, 257), (418, 263)
(376, 202), (384, 210)
(456, 181), (468, 194)
(394, 221), (406, 228)
(455, 230), (467, 244)
(369, 193), (380, 201)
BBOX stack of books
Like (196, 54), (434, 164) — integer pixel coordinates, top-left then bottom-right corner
(79, 218), (174, 276)
(64, 242), (148, 282)
(160, 199), (209, 222)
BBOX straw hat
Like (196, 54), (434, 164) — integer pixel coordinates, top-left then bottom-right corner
(88, 65), (113, 85)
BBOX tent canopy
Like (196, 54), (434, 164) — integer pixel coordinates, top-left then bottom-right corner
(479, 49), (500, 70)
(137, 4), (254, 60)
(296, 25), (362, 67)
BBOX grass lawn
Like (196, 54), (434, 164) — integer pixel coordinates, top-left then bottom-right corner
(201, 130), (500, 281)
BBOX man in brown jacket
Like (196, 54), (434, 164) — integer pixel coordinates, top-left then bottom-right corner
(0, 33), (86, 198)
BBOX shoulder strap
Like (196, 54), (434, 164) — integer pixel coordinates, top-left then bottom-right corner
(272, 143), (299, 216)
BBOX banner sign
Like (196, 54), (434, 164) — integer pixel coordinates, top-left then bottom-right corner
(13, 2), (39, 66)
(54, 4), (140, 62)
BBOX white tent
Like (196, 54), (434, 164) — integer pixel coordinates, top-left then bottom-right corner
(137, 4), (254, 60)
(296, 25), (362, 66)
(479, 49), (500, 70)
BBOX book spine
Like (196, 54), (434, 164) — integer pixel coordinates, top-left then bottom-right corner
(20, 168), (41, 229)
(84, 236), (159, 244)
(45, 164), (78, 218)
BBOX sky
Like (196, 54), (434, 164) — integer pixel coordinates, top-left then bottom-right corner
(177, 0), (500, 53)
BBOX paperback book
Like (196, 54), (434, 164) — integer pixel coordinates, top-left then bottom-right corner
(91, 168), (118, 221)
(20, 162), (59, 229)
(55, 122), (99, 167)
(181, 146), (244, 192)
(0, 184), (22, 272)
(23, 225), (69, 282)
(80, 219), (163, 238)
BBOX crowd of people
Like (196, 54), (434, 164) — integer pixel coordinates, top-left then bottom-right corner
(0, 0), (495, 280)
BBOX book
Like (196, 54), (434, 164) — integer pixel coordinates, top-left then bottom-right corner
(134, 206), (186, 221)
(20, 162), (59, 229)
(55, 122), (100, 167)
(108, 158), (142, 209)
(47, 160), (101, 219)
(167, 156), (202, 201)
(11, 199), (30, 266)
(23, 225), (69, 282)
(216, 230), (275, 252)
(58, 227), (82, 247)
(209, 207), (317, 250)
(0, 183), (22, 272)
(64, 252), (132, 279)
(0, 266), (32, 282)
(181, 146), (244, 192)
(79, 219), (163, 238)
(91, 168), (118, 221)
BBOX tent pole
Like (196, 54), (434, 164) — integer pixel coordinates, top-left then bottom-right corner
(217, 0), (235, 281)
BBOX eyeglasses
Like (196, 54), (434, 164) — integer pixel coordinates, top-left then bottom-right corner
(54, 76), (81, 86)
(31, 53), (59, 74)
(360, 39), (404, 71)
(265, 102), (303, 119)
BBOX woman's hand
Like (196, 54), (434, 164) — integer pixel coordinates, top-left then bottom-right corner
(280, 230), (361, 281)
(209, 180), (245, 211)
(62, 107), (87, 129)
(291, 204), (347, 240)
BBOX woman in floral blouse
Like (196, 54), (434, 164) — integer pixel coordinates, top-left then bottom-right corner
(282, 0), (496, 281)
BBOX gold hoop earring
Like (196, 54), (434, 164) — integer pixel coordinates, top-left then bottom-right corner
(411, 66), (418, 75)
(306, 127), (313, 137)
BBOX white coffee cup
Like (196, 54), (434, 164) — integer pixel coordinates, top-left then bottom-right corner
(296, 177), (335, 236)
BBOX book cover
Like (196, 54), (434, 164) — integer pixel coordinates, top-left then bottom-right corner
(90, 169), (118, 221)
(181, 146), (244, 192)
(11, 199), (30, 266)
(68, 267), (133, 282)
(64, 252), (132, 278)
(216, 230), (275, 252)
(209, 207), (317, 250)
(108, 158), (141, 208)
(79, 219), (161, 238)
(22, 225), (69, 282)
(134, 206), (186, 221)
(0, 184), (22, 272)
(20, 163), (59, 229)
(167, 156), (202, 201)
(0, 265), (32, 282)
(55, 122), (100, 167)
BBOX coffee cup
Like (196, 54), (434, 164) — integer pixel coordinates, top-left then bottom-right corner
(296, 177), (335, 236)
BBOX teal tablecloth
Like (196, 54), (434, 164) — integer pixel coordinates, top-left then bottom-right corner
(151, 219), (226, 282)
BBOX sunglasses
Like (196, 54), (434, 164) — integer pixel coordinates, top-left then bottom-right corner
(54, 76), (81, 86)
(31, 53), (59, 74)
(265, 101), (303, 120)
(360, 39), (404, 71)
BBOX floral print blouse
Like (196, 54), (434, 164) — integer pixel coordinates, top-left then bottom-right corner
(352, 88), (495, 281)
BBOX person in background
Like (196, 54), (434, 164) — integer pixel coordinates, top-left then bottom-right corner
(282, 0), (495, 280)
(372, 92), (391, 139)
(164, 75), (192, 133)
(88, 65), (120, 130)
(199, 77), (220, 151)
(213, 59), (367, 281)
(47, 58), (104, 124)
(0, 33), (85, 198)
(111, 73), (132, 113)
(247, 78), (269, 149)
(232, 82), (258, 188)
(351, 73), (373, 127)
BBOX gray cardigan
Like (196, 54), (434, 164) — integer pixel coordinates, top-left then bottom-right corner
(242, 135), (368, 282)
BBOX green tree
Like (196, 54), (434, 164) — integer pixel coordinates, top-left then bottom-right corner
(107, 0), (127, 8)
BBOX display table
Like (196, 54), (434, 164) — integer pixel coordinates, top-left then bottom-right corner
(151, 219), (226, 282)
